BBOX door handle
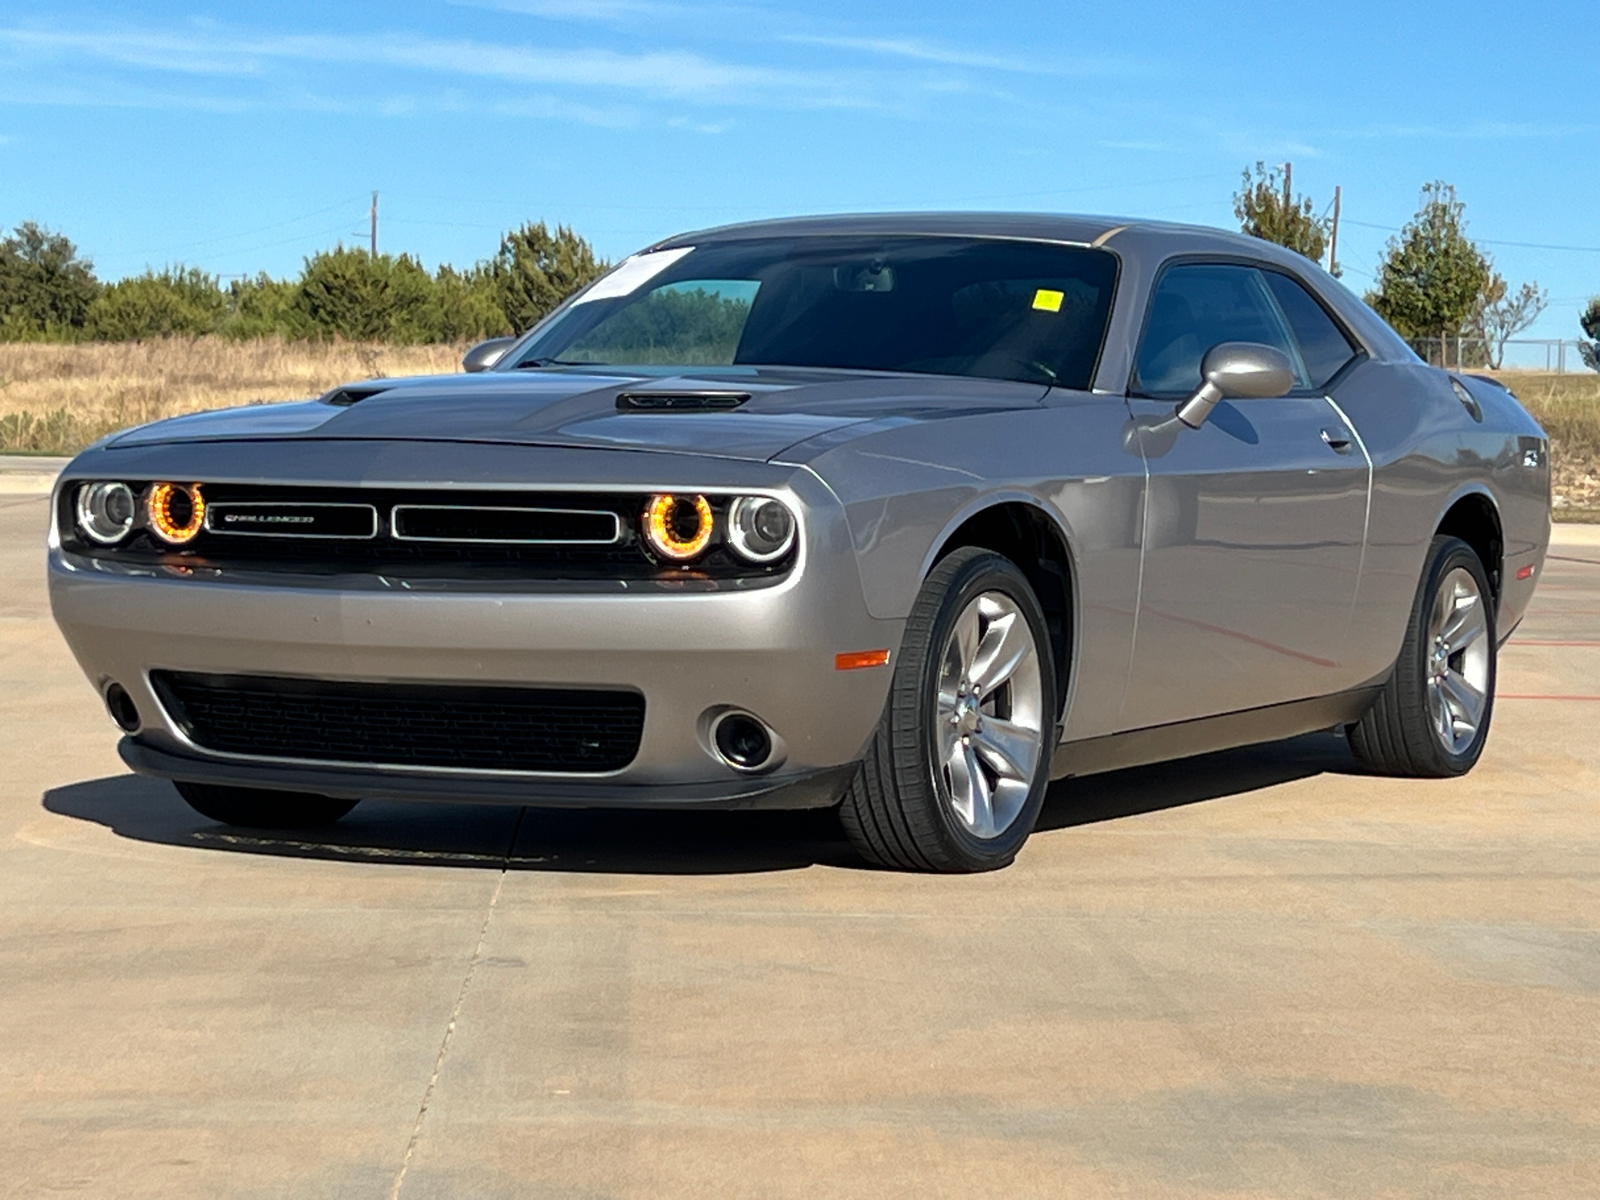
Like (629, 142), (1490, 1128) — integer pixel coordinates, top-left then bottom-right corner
(1320, 428), (1354, 454)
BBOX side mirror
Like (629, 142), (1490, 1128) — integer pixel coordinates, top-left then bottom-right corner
(1175, 342), (1294, 429)
(462, 337), (517, 374)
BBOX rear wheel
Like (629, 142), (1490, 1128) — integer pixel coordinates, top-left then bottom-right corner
(1347, 535), (1496, 777)
(840, 547), (1057, 872)
(175, 781), (359, 829)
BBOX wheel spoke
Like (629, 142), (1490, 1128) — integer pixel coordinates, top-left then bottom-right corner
(1429, 678), (1455, 744)
(970, 609), (1031, 698)
(971, 716), (1038, 784)
(966, 746), (995, 838)
(946, 740), (994, 837)
(1440, 670), (1484, 729)
(1428, 582), (1452, 642)
(1442, 597), (1486, 650)
(953, 606), (981, 681)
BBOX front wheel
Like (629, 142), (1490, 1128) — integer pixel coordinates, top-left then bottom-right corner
(840, 547), (1057, 872)
(1347, 534), (1497, 777)
(175, 781), (359, 829)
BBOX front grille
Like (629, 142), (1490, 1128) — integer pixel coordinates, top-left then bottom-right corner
(151, 671), (645, 773)
(62, 484), (790, 582)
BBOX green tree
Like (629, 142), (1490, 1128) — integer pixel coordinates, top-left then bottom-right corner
(87, 266), (227, 340)
(0, 222), (101, 340)
(293, 246), (441, 343)
(1233, 162), (1329, 266)
(1579, 298), (1600, 373)
(567, 287), (752, 363)
(432, 263), (509, 342)
(491, 222), (607, 334)
(222, 273), (306, 340)
(1368, 182), (1492, 359)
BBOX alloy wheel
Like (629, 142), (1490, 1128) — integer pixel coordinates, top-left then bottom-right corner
(1425, 566), (1491, 756)
(932, 590), (1046, 839)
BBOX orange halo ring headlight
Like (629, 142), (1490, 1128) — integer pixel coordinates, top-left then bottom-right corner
(146, 482), (206, 545)
(643, 493), (714, 562)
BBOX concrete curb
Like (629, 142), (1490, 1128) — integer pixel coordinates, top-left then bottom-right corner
(0, 457), (69, 496)
(1550, 523), (1600, 547)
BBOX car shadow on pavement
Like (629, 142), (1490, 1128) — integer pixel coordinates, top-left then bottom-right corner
(42, 773), (856, 874)
(1038, 729), (1359, 832)
(42, 730), (1359, 874)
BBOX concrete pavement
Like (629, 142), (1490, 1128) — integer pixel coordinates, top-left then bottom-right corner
(2, 490), (1598, 1198)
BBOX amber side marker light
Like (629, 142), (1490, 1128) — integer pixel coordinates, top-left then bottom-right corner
(835, 649), (890, 671)
(147, 482), (205, 544)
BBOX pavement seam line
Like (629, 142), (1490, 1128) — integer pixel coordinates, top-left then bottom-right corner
(388, 807), (526, 1200)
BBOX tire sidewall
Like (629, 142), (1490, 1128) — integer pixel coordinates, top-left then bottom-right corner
(905, 549), (1058, 869)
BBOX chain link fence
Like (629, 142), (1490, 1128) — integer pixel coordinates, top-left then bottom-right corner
(1406, 337), (1598, 374)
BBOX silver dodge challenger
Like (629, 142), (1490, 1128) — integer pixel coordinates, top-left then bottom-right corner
(49, 213), (1551, 871)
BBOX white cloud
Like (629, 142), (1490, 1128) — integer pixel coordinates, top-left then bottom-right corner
(781, 34), (1041, 74)
(454, 0), (694, 20)
(0, 22), (909, 111)
(780, 33), (1139, 80)
(1344, 120), (1598, 141)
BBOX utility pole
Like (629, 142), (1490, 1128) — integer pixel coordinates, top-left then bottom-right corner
(1328, 185), (1342, 276)
(369, 191), (378, 258)
(1283, 162), (1292, 212)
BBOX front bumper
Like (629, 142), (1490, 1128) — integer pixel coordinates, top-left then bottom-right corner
(49, 457), (901, 809)
(118, 739), (858, 810)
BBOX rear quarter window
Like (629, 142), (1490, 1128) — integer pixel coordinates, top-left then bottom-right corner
(1262, 271), (1359, 389)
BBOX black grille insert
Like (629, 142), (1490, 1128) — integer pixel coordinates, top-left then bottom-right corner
(151, 671), (644, 773)
(392, 505), (619, 544)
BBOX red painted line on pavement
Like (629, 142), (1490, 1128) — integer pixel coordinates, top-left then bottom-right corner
(1498, 693), (1600, 701)
(1546, 554), (1600, 567)
(1511, 640), (1600, 647)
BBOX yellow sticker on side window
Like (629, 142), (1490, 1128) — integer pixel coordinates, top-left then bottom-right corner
(1032, 288), (1064, 313)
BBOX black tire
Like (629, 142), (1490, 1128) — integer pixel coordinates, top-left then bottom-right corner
(175, 781), (359, 829)
(840, 547), (1058, 872)
(1347, 535), (1497, 777)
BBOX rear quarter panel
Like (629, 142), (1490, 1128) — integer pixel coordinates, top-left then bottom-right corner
(1332, 361), (1549, 679)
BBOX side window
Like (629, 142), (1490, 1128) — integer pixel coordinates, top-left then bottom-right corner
(1262, 271), (1359, 389)
(1133, 263), (1302, 396)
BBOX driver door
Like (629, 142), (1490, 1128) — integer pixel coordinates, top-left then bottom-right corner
(1120, 261), (1369, 730)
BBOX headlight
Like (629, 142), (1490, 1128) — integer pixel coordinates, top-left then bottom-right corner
(146, 482), (206, 545)
(643, 493), (713, 561)
(727, 496), (796, 563)
(75, 481), (136, 545)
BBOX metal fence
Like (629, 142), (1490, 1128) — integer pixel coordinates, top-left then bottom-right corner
(1406, 337), (1598, 374)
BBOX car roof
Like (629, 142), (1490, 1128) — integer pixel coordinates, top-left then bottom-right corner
(654, 211), (1272, 257)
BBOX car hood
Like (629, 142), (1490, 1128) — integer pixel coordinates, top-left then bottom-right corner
(106, 367), (1049, 463)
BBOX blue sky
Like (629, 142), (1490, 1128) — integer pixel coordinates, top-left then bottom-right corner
(1, 0), (1595, 345)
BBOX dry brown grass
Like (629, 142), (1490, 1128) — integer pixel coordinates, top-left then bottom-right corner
(0, 338), (462, 454)
(1491, 371), (1600, 521)
(3, 342), (1597, 521)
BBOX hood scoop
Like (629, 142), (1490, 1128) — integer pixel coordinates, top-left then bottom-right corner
(615, 390), (750, 413)
(321, 384), (392, 408)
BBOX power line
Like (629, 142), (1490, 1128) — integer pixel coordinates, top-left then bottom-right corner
(107, 196), (368, 259)
(1342, 218), (1600, 253)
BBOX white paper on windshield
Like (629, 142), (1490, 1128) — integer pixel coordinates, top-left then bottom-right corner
(573, 246), (695, 305)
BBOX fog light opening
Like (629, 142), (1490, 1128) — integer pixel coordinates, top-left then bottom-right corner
(712, 710), (776, 773)
(104, 683), (141, 732)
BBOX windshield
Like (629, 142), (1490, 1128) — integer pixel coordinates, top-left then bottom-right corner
(506, 235), (1118, 390)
